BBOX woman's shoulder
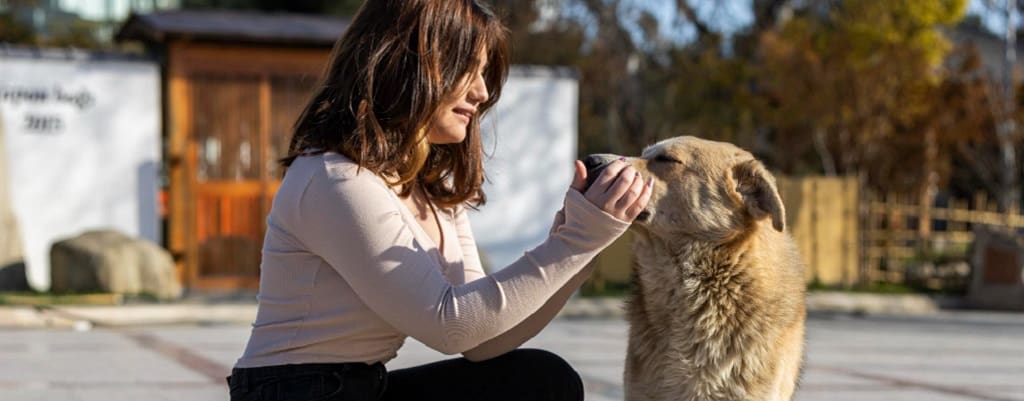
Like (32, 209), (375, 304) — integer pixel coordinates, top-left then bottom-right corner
(290, 152), (383, 185)
(283, 153), (400, 214)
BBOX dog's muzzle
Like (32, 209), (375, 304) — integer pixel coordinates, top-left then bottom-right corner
(582, 153), (652, 222)
(582, 153), (621, 192)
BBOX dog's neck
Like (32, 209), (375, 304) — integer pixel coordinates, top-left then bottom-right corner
(622, 224), (782, 343)
(631, 225), (758, 272)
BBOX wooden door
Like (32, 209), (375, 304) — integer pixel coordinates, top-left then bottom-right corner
(188, 74), (315, 289)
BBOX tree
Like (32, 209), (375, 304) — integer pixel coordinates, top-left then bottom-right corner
(755, 1), (969, 185)
(0, 10), (103, 48)
(491, 0), (1010, 213)
(0, 13), (34, 44)
(181, 0), (363, 16)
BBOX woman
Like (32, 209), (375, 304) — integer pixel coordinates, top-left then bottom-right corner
(228, 1), (651, 400)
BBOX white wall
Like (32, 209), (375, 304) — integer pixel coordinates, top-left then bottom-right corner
(0, 53), (161, 291)
(56, 0), (181, 21)
(472, 68), (578, 272)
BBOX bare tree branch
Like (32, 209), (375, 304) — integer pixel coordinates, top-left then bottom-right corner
(753, 0), (791, 32)
(675, 0), (712, 37)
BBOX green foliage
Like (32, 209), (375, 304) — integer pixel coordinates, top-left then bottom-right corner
(580, 280), (630, 298)
(491, 0), (979, 183)
(755, 0), (988, 195)
(47, 18), (104, 48)
(808, 280), (920, 294)
(0, 291), (124, 306)
(837, 0), (966, 68)
(0, 13), (34, 44)
(181, 0), (363, 15)
(0, 12), (104, 48)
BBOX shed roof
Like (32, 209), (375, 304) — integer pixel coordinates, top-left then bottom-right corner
(115, 10), (350, 47)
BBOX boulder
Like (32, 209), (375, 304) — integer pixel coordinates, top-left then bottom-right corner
(135, 239), (181, 300)
(50, 230), (181, 300)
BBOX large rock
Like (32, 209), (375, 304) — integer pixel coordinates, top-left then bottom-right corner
(50, 230), (181, 300)
(135, 239), (181, 301)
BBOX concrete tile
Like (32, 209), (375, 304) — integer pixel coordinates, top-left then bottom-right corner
(72, 385), (226, 401)
(0, 388), (83, 401)
(794, 389), (981, 401)
(799, 369), (881, 386)
(3, 311), (1024, 401)
(2, 351), (211, 383)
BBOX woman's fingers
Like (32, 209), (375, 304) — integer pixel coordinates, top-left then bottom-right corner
(574, 158), (653, 221)
(624, 177), (653, 220)
(601, 166), (637, 209)
(585, 159), (629, 198)
(615, 170), (646, 211)
(570, 160), (588, 193)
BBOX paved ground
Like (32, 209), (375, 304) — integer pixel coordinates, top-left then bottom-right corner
(1, 311), (1022, 401)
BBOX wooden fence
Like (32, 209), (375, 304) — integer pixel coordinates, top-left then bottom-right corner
(862, 192), (1024, 291)
(776, 176), (860, 287)
(588, 176), (1024, 293)
(589, 176), (863, 291)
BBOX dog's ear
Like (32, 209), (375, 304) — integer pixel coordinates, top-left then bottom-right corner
(731, 160), (785, 232)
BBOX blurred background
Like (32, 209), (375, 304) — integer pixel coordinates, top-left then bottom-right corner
(1, 1), (1024, 401)
(5, 0), (1024, 299)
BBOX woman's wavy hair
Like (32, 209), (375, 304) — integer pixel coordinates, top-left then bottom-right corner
(281, 0), (509, 209)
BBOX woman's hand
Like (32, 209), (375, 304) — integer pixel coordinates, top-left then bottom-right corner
(570, 159), (652, 221)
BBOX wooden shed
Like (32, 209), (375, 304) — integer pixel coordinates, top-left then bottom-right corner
(116, 11), (349, 290)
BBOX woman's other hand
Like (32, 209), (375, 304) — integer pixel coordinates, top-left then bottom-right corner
(570, 159), (652, 222)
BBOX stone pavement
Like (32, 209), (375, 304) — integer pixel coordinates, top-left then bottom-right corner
(1, 311), (1023, 401)
(0, 291), (962, 329)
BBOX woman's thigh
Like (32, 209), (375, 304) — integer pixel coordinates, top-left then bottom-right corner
(381, 348), (583, 401)
(227, 362), (386, 401)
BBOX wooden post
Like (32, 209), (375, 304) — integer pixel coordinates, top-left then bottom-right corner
(863, 190), (879, 286)
(919, 128), (937, 246)
(885, 192), (897, 284)
(917, 188), (932, 285)
(974, 192), (988, 226)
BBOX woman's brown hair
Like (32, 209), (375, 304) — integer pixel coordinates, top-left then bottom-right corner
(282, 0), (509, 209)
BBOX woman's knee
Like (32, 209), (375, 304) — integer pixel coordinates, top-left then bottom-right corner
(502, 349), (583, 400)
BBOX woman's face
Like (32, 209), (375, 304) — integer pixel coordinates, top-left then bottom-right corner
(426, 49), (490, 144)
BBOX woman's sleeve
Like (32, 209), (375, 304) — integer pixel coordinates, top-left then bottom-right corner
(292, 166), (630, 355)
(452, 206), (487, 280)
(456, 205), (594, 361)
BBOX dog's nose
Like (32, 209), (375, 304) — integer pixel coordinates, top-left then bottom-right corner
(583, 153), (622, 191)
(583, 154), (619, 172)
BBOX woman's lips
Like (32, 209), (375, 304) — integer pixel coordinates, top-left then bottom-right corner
(453, 107), (475, 124)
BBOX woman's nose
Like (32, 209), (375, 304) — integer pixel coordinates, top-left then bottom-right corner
(467, 73), (488, 104)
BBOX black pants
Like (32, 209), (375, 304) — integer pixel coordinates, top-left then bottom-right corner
(228, 348), (584, 401)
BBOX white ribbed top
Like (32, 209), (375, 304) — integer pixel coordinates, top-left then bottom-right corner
(235, 152), (629, 367)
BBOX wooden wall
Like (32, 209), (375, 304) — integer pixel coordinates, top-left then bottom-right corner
(777, 176), (860, 287)
(166, 42), (326, 289)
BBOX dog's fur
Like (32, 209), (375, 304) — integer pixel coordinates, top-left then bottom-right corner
(595, 136), (806, 401)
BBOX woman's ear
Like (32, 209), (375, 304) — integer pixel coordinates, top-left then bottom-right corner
(731, 160), (785, 232)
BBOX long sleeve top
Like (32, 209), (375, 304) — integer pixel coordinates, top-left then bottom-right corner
(234, 152), (630, 368)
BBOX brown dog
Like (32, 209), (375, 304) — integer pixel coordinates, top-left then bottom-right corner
(585, 136), (806, 401)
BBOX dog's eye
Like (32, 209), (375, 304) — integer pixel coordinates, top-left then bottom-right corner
(654, 154), (682, 164)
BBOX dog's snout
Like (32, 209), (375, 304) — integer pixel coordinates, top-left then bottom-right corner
(582, 153), (622, 191)
(583, 154), (617, 171)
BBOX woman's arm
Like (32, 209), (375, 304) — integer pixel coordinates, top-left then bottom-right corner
(461, 261), (594, 361)
(289, 158), (631, 355)
(456, 205), (591, 361)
